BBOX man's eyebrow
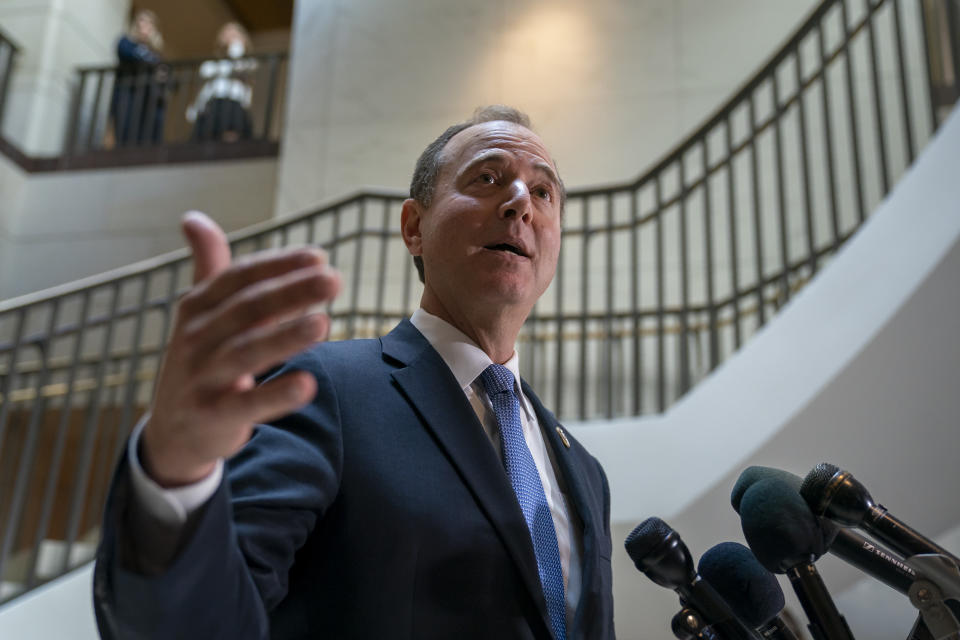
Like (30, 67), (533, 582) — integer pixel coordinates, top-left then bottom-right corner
(531, 161), (561, 190)
(457, 150), (561, 189)
(456, 150), (509, 180)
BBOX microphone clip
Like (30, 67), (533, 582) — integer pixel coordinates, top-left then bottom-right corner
(907, 582), (960, 640)
(671, 607), (725, 640)
(905, 553), (960, 640)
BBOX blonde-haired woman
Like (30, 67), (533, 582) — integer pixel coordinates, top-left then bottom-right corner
(187, 22), (256, 142)
(111, 9), (167, 145)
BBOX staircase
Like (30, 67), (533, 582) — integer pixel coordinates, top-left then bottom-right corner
(0, 0), (957, 631)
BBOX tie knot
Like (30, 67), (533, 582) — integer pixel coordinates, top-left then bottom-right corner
(480, 363), (515, 396)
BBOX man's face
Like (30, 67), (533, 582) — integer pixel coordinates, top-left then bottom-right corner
(405, 121), (563, 317)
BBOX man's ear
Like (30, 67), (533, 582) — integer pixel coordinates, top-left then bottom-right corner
(400, 198), (423, 257)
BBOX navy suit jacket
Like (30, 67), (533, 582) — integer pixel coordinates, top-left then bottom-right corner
(94, 319), (614, 639)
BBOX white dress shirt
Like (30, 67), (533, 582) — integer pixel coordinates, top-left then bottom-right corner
(128, 309), (582, 627)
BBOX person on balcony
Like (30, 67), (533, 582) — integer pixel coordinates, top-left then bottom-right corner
(186, 22), (256, 143)
(93, 106), (614, 639)
(110, 9), (168, 146)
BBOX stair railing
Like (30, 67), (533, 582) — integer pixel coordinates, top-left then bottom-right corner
(0, 0), (954, 604)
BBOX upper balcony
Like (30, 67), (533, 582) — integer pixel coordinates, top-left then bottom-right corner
(0, 1), (292, 172)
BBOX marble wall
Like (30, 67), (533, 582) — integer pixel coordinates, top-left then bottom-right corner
(0, 0), (130, 155)
(275, 0), (820, 215)
(0, 154), (278, 300)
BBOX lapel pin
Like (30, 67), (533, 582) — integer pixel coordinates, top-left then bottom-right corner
(555, 426), (570, 449)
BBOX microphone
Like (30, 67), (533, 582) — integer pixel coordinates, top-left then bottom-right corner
(737, 478), (856, 640)
(800, 463), (960, 567)
(624, 517), (761, 640)
(734, 466), (918, 595)
(698, 542), (799, 639)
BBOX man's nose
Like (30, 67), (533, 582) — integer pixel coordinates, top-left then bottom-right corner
(499, 180), (532, 222)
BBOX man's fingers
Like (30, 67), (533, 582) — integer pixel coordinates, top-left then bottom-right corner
(197, 312), (330, 389)
(213, 370), (317, 427)
(182, 265), (340, 363)
(182, 211), (232, 284)
(179, 247), (329, 318)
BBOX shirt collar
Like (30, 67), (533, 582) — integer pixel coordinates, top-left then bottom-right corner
(409, 308), (523, 395)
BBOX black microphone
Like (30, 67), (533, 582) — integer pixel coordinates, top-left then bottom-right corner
(624, 517), (761, 640)
(698, 542), (799, 640)
(800, 463), (960, 567)
(734, 466), (918, 595)
(737, 478), (856, 640)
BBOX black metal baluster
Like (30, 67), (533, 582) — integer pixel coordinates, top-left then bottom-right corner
(604, 194), (614, 417)
(918, 0), (939, 133)
(772, 71), (791, 306)
(261, 55), (281, 141)
(630, 188), (642, 414)
(654, 177), (665, 412)
(579, 199), (589, 420)
(841, 0), (868, 223)
(724, 117), (742, 349)
(64, 71), (87, 155)
(890, 0), (915, 162)
(678, 160), (691, 395)
(347, 200), (366, 339)
(373, 200), (390, 336)
(864, 0), (890, 194)
(700, 140), (718, 371)
(554, 234), (565, 416)
(818, 21), (843, 251)
(748, 95), (766, 327)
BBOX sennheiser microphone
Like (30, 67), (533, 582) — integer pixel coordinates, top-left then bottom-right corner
(733, 466), (918, 595)
(800, 463), (960, 568)
(698, 542), (799, 639)
(624, 517), (761, 640)
(738, 478), (856, 640)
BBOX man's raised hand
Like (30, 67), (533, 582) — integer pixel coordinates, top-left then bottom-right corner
(141, 211), (341, 487)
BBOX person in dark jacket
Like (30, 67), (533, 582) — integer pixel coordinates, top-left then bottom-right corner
(93, 106), (615, 639)
(111, 9), (167, 146)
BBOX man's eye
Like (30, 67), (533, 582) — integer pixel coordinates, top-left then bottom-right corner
(478, 173), (496, 184)
(534, 187), (552, 200)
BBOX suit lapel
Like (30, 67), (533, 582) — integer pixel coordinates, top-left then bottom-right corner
(522, 380), (601, 638)
(383, 320), (554, 637)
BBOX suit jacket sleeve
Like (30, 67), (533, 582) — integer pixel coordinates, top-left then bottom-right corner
(93, 347), (342, 640)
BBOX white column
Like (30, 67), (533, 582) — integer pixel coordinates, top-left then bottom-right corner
(0, 0), (130, 155)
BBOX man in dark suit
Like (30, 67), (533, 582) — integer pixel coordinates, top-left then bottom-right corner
(93, 106), (614, 639)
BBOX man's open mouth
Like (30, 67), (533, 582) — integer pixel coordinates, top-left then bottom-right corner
(485, 243), (528, 258)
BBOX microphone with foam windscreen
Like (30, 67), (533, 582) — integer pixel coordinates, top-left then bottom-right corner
(698, 542), (799, 640)
(800, 463), (960, 568)
(737, 477), (856, 640)
(733, 466), (918, 596)
(624, 517), (762, 640)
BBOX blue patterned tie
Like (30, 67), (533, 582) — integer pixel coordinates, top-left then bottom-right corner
(480, 364), (566, 640)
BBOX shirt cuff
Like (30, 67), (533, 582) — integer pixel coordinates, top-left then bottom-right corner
(127, 413), (224, 526)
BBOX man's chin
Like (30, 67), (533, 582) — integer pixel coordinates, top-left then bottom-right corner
(474, 280), (538, 311)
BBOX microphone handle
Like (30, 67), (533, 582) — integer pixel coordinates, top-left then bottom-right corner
(786, 563), (856, 640)
(756, 616), (800, 640)
(682, 578), (762, 640)
(866, 506), (960, 567)
(829, 528), (916, 595)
